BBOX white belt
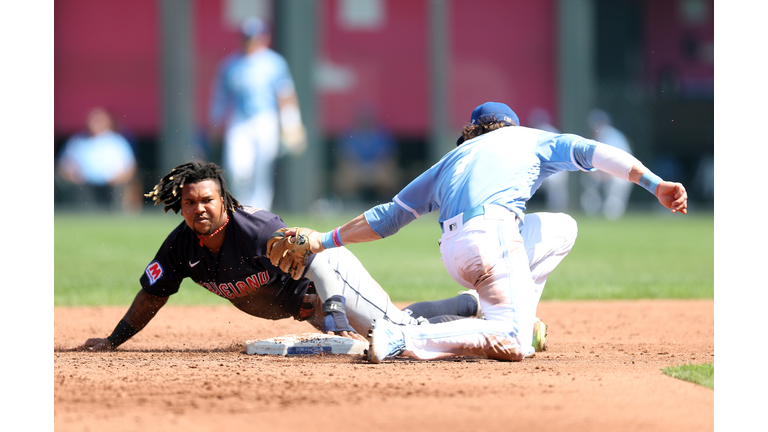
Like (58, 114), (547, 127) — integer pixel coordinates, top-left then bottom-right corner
(441, 205), (517, 235)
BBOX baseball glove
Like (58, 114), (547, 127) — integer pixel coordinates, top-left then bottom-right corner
(266, 227), (317, 280)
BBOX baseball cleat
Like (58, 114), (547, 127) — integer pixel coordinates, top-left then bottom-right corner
(532, 317), (548, 352)
(458, 290), (483, 318)
(367, 319), (406, 364)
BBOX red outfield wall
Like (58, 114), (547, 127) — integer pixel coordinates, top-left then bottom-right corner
(54, 0), (712, 139)
(54, 0), (557, 138)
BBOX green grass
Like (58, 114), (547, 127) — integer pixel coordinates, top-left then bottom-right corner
(663, 363), (714, 389)
(539, 213), (714, 300)
(54, 210), (713, 306)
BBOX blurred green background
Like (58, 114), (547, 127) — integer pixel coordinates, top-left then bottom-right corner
(54, 210), (713, 307)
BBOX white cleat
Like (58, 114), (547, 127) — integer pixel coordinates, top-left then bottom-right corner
(366, 319), (406, 364)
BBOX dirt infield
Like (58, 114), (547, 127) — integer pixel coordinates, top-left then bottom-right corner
(54, 300), (713, 432)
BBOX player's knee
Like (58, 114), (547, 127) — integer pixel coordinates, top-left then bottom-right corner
(551, 213), (578, 252)
(485, 338), (525, 362)
(564, 214), (578, 243)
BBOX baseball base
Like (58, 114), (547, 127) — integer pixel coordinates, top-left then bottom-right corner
(245, 333), (369, 356)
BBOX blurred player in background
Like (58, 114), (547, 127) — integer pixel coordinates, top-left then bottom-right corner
(333, 104), (401, 207)
(283, 101), (687, 363)
(74, 162), (482, 351)
(56, 107), (142, 213)
(580, 109), (634, 220)
(208, 16), (306, 212)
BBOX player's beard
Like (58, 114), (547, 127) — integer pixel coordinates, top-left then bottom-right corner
(193, 220), (214, 236)
(193, 210), (224, 236)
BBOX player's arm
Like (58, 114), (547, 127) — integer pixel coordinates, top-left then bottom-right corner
(303, 175), (435, 254)
(301, 207), (408, 255)
(320, 213), (382, 250)
(277, 90), (306, 155)
(76, 290), (169, 351)
(583, 142), (688, 214)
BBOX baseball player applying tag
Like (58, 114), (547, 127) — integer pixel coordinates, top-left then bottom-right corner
(274, 101), (688, 363)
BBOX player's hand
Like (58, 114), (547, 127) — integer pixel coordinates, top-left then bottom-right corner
(283, 228), (325, 253)
(656, 181), (688, 214)
(331, 330), (368, 342)
(72, 338), (115, 352)
(281, 125), (307, 156)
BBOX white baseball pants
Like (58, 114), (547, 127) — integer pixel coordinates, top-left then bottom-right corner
(223, 111), (280, 211)
(398, 208), (577, 361)
(304, 247), (422, 335)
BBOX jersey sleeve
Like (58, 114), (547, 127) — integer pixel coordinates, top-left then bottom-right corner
(364, 201), (418, 238)
(140, 224), (191, 297)
(254, 214), (287, 257)
(536, 132), (600, 175)
(363, 168), (440, 238)
(272, 54), (296, 99)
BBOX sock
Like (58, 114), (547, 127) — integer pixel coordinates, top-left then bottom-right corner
(426, 314), (465, 324)
(402, 295), (478, 320)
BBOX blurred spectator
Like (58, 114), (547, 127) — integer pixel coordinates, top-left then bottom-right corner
(208, 16), (306, 211)
(692, 154), (714, 202)
(55, 107), (141, 213)
(333, 105), (400, 206)
(580, 109), (634, 220)
(528, 108), (568, 212)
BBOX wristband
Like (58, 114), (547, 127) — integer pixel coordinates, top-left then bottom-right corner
(321, 227), (344, 249)
(106, 319), (139, 348)
(638, 172), (663, 196)
(322, 295), (355, 334)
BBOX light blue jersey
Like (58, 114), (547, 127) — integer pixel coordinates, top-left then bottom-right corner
(365, 126), (600, 237)
(209, 48), (295, 124)
(59, 131), (136, 185)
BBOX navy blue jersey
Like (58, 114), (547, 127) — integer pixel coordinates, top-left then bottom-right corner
(140, 207), (315, 320)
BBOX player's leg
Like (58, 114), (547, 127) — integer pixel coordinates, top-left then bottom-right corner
(401, 291), (480, 322)
(303, 247), (423, 335)
(248, 111), (280, 211)
(373, 208), (535, 361)
(518, 212), (578, 351)
(520, 212), (578, 306)
(222, 119), (256, 204)
(407, 213), (577, 325)
(305, 246), (483, 335)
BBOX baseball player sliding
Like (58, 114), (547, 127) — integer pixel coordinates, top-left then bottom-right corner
(273, 102), (688, 363)
(75, 162), (483, 351)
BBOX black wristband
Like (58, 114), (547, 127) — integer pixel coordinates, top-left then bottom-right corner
(322, 298), (346, 314)
(321, 295), (355, 333)
(106, 319), (139, 348)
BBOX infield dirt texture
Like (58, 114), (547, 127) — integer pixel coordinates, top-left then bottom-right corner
(54, 299), (713, 431)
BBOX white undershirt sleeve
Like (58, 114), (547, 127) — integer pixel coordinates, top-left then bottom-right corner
(590, 143), (639, 181)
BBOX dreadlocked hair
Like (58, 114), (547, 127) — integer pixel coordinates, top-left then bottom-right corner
(144, 162), (242, 214)
(457, 115), (517, 146)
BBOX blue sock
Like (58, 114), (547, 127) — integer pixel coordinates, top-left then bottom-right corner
(402, 295), (478, 320)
